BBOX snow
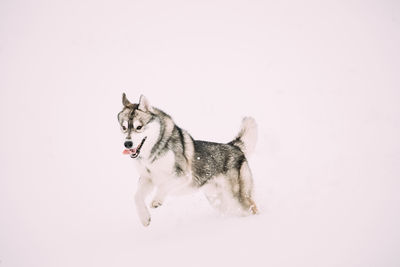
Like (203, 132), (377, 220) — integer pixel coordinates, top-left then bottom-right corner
(1, 0), (400, 266)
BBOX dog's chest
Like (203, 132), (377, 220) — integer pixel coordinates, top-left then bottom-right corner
(134, 151), (178, 184)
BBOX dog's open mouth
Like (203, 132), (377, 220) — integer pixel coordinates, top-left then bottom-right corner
(123, 137), (147, 158)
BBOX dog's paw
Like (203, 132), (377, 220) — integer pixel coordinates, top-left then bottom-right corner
(137, 209), (151, 227)
(140, 215), (151, 227)
(250, 205), (259, 215)
(151, 200), (162, 209)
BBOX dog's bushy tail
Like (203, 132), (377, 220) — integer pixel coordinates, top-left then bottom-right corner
(229, 117), (258, 158)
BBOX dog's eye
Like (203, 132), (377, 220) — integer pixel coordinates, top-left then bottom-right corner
(121, 121), (128, 131)
(136, 125), (142, 130)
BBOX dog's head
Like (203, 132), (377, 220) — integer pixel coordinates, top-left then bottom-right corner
(117, 93), (157, 158)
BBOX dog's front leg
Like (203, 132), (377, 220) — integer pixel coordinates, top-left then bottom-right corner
(134, 176), (154, 226)
(151, 179), (193, 208)
(151, 185), (171, 209)
(151, 186), (170, 208)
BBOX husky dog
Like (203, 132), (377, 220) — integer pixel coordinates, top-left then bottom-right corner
(118, 94), (258, 226)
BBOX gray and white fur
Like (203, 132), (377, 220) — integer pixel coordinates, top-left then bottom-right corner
(118, 94), (258, 226)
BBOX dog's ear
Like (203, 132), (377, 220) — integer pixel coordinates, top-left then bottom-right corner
(138, 95), (153, 112)
(122, 93), (133, 107)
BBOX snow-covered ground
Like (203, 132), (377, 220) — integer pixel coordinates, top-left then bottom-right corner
(1, 0), (399, 266)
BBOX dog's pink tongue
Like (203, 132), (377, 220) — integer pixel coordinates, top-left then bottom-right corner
(122, 148), (137, 155)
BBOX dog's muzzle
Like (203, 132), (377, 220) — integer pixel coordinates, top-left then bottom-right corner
(122, 137), (147, 158)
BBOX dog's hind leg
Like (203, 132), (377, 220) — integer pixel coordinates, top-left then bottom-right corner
(202, 178), (228, 213)
(238, 161), (258, 215)
(134, 176), (154, 226)
(202, 164), (258, 216)
(202, 175), (245, 215)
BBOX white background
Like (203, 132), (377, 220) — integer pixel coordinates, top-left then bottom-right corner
(1, 0), (399, 266)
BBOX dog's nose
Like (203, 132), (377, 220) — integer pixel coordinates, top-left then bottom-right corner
(124, 141), (133, 149)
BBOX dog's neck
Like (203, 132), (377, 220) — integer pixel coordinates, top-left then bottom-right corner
(148, 114), (175, 162)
